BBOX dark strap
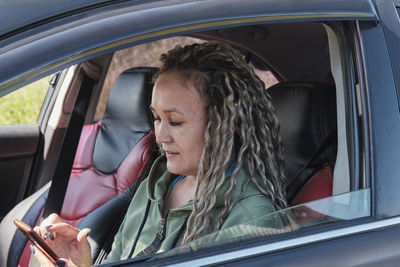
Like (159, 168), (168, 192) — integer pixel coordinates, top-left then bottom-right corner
(95, 149), (159, 265)
(127, 199), (152, 259)
(136, 214), (190, 257)
(43, 74), (95, 218)
(287, 125), (337, 201)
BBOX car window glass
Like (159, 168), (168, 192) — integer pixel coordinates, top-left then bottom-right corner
(162, 189), (370, 257)
(0, 76), (51, 125)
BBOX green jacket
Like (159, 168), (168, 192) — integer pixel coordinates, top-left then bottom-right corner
(103, 155), (281, 263)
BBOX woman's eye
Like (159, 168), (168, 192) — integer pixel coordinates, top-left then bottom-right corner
(169, 121), (182, 126)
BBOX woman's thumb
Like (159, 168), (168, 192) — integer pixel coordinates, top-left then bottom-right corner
(77, 228), (91, 243)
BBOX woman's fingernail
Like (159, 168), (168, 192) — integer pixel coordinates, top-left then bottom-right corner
(41, 232), (48, 239)
(45, 224), (53, 229)
(55, 260), (66, 267)
(49, 232), (55, 241)
(29, 245), (35, 254)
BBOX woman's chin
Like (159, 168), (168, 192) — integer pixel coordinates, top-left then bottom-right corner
(166, 162), (180, 175)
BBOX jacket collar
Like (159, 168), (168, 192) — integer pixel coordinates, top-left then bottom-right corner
(146, 155), (258, 211)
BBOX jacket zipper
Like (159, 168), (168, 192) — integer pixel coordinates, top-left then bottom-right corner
(157, 210), (169, 244)
(136, 210), (170, 256)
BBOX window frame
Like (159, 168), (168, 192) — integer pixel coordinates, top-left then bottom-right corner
(95, 19), (375, 267)
(357, 20), (400, 218)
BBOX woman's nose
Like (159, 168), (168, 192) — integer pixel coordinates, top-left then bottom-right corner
(155, 123), (172, 144)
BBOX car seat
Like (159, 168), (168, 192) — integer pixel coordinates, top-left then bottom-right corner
(268, 81), (337, 206)
(0, 67), (158, 267)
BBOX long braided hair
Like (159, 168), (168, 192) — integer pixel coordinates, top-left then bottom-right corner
(155, 41), (287, 243)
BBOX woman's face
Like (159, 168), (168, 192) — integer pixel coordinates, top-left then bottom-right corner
(151, 72), (207, 177)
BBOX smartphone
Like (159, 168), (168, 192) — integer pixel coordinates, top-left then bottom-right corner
(14, 219), (59, 264)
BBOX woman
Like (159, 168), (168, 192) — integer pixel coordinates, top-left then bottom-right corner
(32, 41), (287, 267)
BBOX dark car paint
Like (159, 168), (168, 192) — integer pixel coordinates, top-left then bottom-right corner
(0, 0), (377, 39)
(1, 0), (400, 265)
(358, 20), (400, 218)
(0, 126), (40, 216)
(0, 0), (116, 37)
(225, 225), (400, 266)
(374, 0), (400, 109)
(147, 222), (400, 266)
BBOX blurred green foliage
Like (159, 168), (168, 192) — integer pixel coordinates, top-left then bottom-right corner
(0, 77), (50, 125)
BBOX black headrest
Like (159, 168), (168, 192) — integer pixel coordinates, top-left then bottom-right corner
(93, 67), (157, 174)
(268, 81), (337, 188)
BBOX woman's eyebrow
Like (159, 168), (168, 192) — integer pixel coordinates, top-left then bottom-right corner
(163, 108), (184, 114)
(150, 106), (184, 115)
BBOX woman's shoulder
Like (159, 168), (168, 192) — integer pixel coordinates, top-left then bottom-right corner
(222, 194), (282, 230)
(223, 163), (282, 229)
(236, 194), (275, 219)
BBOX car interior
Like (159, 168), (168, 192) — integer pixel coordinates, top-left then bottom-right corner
(0, 20), (367, 266)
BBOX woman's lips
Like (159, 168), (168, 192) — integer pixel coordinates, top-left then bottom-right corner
(164, 150), (179, 159)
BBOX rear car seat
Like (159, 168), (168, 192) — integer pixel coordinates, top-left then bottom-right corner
(268, 81), (337, 206)
(0, 67), (158, 267)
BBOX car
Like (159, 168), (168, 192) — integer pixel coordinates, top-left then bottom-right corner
(1, 0), (400, 266)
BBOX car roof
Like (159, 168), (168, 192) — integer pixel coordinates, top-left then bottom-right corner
(1, 0), (104, 35)
(0, 0), (187, 37)
(0, 0), (378, 38)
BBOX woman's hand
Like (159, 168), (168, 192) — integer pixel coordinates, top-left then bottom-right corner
(32, 213), (92, 267)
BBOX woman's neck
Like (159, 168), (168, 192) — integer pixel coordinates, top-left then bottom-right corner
(165, 175), (197, 212)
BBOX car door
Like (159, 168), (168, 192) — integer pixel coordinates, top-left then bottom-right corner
(106, 2), (400, 266)
(0, 72), (60, 220)
(89, 1), (400, 266)
(1, 0), (399, 266)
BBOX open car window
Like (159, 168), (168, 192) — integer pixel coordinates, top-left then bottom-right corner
(0, 76), (51, 126)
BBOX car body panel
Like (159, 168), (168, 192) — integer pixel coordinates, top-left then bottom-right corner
(221, 223), (400, 266)
(0, 0), (115, 37)
(0, 125), (40, 218)
(358, 21), (400, 218)
(373, 0), (400, 112)
(0, 0), (378, 39)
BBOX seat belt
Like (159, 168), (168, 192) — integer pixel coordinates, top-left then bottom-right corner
(286, 125), (337, 202)
(43, 73), (95, 218)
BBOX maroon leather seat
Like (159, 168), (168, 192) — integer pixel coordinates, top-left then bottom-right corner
(61, 123), (156, 226)
(1, 67), (158, 267)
